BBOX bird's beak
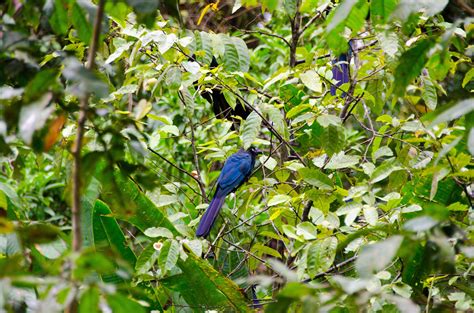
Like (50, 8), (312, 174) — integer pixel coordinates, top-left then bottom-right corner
(255, 148), (263, 155)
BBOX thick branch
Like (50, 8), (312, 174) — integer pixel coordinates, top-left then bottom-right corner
(289, 0), (302, 68)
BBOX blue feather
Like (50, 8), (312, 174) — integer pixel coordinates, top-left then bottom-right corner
(196, 148), (260, 237)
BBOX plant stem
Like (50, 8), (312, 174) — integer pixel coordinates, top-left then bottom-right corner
(71, 0), (106, 252)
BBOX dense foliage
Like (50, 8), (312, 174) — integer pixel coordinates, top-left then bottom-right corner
(0, 0), (473, 311)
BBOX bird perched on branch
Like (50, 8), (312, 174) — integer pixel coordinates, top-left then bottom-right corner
(196, 147), (262, 238)
(192, 56), (250, 128)
(330, 41), (354, 96)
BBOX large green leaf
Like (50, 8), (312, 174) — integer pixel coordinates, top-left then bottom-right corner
(160, 254), (250, 312)
(93, 200), (137, 265)
(194, 31), (214, 65)
(428, 99), (474, 128)
(307, 237), (338, 278)
(48, 0), (69, 35)
(298, 168), (333, 191)
(356, 236), (403, 278)
(108, 170), (179, 235)
(241, 111), (262, 149)
(221, 34), (250, 72)
(71, 2), (92, 44)
(158, 239), (179, 274)
(370, 0), (398, 25)
(393, 39), (434, 96)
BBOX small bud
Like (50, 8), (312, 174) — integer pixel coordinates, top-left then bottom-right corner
(191, 170), (199, 179)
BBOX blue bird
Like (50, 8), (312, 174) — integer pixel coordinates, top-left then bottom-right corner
(330, 41), (354, 96)
(196, 147), (262, 238)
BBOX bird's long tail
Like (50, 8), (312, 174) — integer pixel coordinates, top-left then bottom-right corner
(196, 195), (226, 237)
(330, 53), (350, 96)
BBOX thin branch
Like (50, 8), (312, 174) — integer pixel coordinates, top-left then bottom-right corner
(237, 28), (291, 48)
(301, 200), (313, 222)
(302, 255), (358, 283)
(342, 92), (364, 123)
(298, 11), (323, 36)
(179, 91), (208, 202)
(147, 146), (207, 201)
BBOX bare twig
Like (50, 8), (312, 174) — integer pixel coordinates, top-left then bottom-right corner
(341, 92), (364, 124)
(179, 91), (208, 202)
(298, 11), (323, 36)
(236, 28), (291, 48)
(147, 146), (207, 201)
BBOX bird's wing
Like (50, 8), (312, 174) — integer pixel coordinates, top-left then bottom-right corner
(217, 152), (253, 194)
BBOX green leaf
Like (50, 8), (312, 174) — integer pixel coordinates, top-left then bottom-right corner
(240, 111), (262, 149)
(135, 243), (159, 275)
(106, 294), (146, 313)
(126, 0), (158, 14)
(49, 0), (69, 35)
(298, 168), (333, 190)
(325, 152), (359, 170)
(264, 105), (288, 139)
(160, 254), (249, 311)
(283, 0), (298, 16)
(321, 125), (345, 156)
(296, 222), (317, 240)
(345, 0), (369, 34)
(221, 34), (250, 72)
(19, 93), (54, 144)
(468, 128), (474, 156)
(268, 194), (291, 207)
(370, 0), (397, 25)
(71, 2), (92, 44)
(158, 239), (179, 274)
(403, 216), (438, 232)
(144, 227), (174, 239)
(91, 200), (137, 283)
(107, 170), (179, 235)
(300, 70), (322, 93)
(194, 31), (214, 65)
(428, 99), (474, 128)
(282, 224), (304, 242)
(370, 159), (402, 183)
(356, 236), (403, 278)
(252, 242), (282, 258)
(79, 287), (100, 313)
(336, 202), (362, 226)
(393, 39), (434, 97)
(327, 0), (359, 32)
(34, 239), (67, 259)
(262, 0), (279, 12)
(105, 38), (133, 64)
(307, 237), (338, 277)
(462, 68), (474, 88)
(392, 0), (449, 20)
(165, 66), (182, 89)
(422, 76), (438, 110)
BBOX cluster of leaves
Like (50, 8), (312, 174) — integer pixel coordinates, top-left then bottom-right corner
(0, 0), (473, 311)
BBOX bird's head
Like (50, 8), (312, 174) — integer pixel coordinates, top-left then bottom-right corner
(247, 147), (263, 156)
